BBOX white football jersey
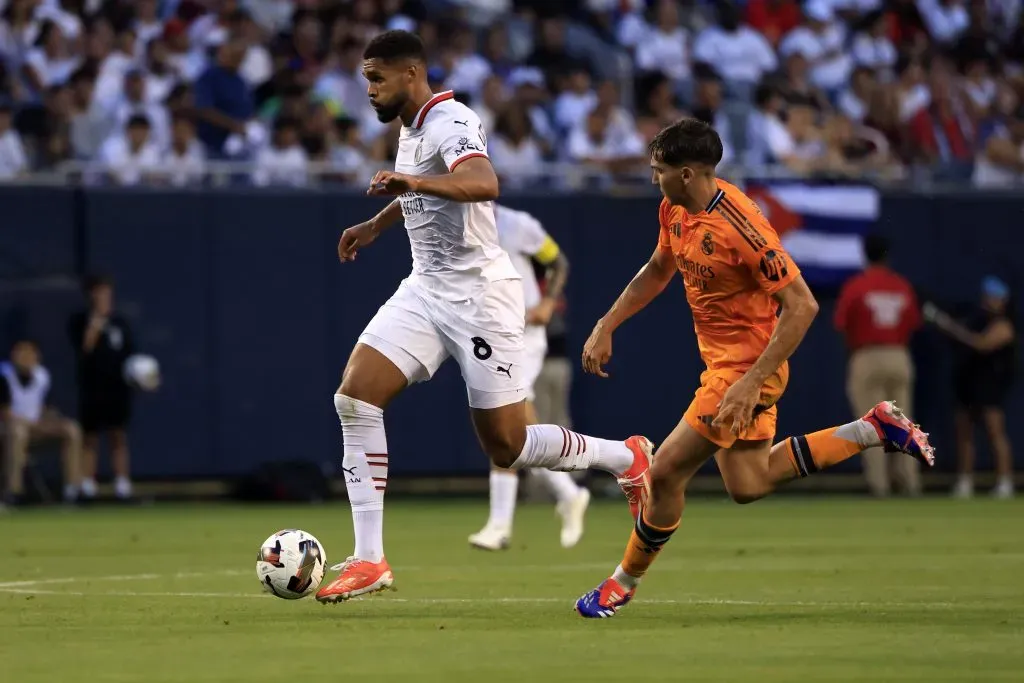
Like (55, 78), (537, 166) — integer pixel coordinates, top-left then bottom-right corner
(494, 205), (551, 312)
(394, 91), (519, 300)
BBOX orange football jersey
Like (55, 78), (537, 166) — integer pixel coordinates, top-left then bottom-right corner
(658, 179), (800, 371)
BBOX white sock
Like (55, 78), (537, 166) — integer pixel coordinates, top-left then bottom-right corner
(63, 483), (78, 502)
(486, 471), (518, 529)
(612, 563), (640, 590)
(114, 476), (132, 499)
(509, 425), (634, 475)
(529, 468), (580, 505)
(837, 419), (883, 448)
(336, 394), (388, 564)
(81, 478), (97, 498)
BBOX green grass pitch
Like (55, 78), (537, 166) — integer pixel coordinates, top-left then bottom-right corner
(1, 497), (1022, 682)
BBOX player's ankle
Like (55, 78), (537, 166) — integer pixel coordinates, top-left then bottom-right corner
(612, 565), (641, 590)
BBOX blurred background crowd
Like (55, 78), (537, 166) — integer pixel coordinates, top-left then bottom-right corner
(0, 0), (1021, 187)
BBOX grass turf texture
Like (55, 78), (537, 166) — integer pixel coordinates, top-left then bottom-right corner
(1, 498), (1022, 682)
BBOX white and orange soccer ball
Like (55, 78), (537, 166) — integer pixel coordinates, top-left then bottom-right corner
(256, 529), (327, 599)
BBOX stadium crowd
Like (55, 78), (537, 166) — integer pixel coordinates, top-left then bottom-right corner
(0, 0), (1020, 187)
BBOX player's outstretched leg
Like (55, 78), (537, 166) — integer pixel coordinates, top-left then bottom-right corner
(317, 344), (407, 605)
(754, 400), (935, 500)
(473, 403), (654, 520)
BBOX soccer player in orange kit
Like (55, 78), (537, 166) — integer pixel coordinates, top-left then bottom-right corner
(574, 119), (936, 618)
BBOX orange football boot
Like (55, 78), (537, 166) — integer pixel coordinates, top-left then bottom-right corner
(315, 557), (394, 604)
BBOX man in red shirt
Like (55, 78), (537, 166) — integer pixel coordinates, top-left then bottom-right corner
(835, 234), (923, 497)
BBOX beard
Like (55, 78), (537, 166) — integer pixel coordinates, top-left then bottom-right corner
(372, 96), (406, 123)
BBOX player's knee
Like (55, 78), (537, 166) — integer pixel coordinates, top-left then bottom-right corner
(481, 429), (525, 469)
(333, 393), (383, 426)
(725, 483), (770, 505)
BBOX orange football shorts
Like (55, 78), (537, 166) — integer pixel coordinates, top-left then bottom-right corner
(682, 363), (789, 449)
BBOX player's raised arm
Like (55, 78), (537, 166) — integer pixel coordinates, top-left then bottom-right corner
(582, 243), (676, 377)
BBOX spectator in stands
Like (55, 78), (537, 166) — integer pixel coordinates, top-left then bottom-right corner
(778, 51), (832, 111)
(961, 55), (997, 119)
(506, 67), (556, 149)
(144, 38), (181, 105)
(907, 64), (975, 177)
(567, 107), (645, 177)
(23, 21), (80, 95)
(475, 75), (506, 134)
(163, 114), (206, 186)
(328, 115), (366, 183)
(164, 18), (207, 83)
(234, 10), (273, 90)
(823, 112), (895, 175)
(68, 275), (135, 502)
(553, 66), (597, 133)
(253, 116), (308, 187)
(926, 276), (1017, 499)
(97, 114), (160, 186)
(527, 17), (587, 92)
(635, 71), (686, 142)
(835, 234), (923, 497)
(0, 100), (28, 178)
(194, 38), (255, 157)
(851, 9), (899, 74)
(0, 1), (41, 89)
(894, 55), (931, 123)
(693, 0), (778, 99)
(634, 0), (692, 95)
(112, 69), (171, 150)
(917, 0), (970, 45)
(745, 0), (801, 47)
(490, 103), (544, 188)
(973, 103), (1024, 187)
(94, 26), (138, 109)
(1, 339), (83, 506)
(689, 66), (733, 163)
(779, 1), (854, 94)
(441, 24), (491, 100)
(747, 84), (823, 172)
(133, 0), (164, 47)
(839, 66), (877, 123)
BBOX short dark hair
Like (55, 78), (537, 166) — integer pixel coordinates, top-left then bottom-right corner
(363, 30), (425, 63)
(127, 114), (151, 129)
(83, 273), (112, 293)
(648, 118), (723, 168)
(863, 234), (889, 264)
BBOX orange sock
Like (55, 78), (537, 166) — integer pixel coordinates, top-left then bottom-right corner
(784, 422), (870, 478)
(620, 512), (680, 579)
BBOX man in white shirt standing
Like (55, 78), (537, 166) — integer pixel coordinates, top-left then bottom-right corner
(315, 31), (653, 605)
(469, 205), (591, 551)
(1, 339), (82, 507)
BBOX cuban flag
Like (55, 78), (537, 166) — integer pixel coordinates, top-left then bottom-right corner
(744, 183), (879, 288)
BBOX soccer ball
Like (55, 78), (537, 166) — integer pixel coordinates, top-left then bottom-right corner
(256, 529), (327, 599)
(123, 354), (161, 391)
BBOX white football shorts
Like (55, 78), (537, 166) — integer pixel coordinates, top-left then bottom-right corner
(358, 275), (527, 409)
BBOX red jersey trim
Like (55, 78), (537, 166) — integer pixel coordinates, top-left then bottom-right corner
(449, 152), (488, 172)
(414, 91), (454, 128)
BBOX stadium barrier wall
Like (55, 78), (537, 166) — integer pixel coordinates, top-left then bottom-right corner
(0, 187), (1019, 480)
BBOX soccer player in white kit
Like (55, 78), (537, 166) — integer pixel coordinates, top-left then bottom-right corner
(468, 205), (591, 551)
(315, 31), (653, 604)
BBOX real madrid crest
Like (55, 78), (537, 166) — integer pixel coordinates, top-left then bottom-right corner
(414, 138), (423, 164)
(701, 231), (714, 256)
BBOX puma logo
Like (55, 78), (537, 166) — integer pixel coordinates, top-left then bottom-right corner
(454, 119), (468, 126)
(496, 364), (512, 379)
(342, 466), (356, 475)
